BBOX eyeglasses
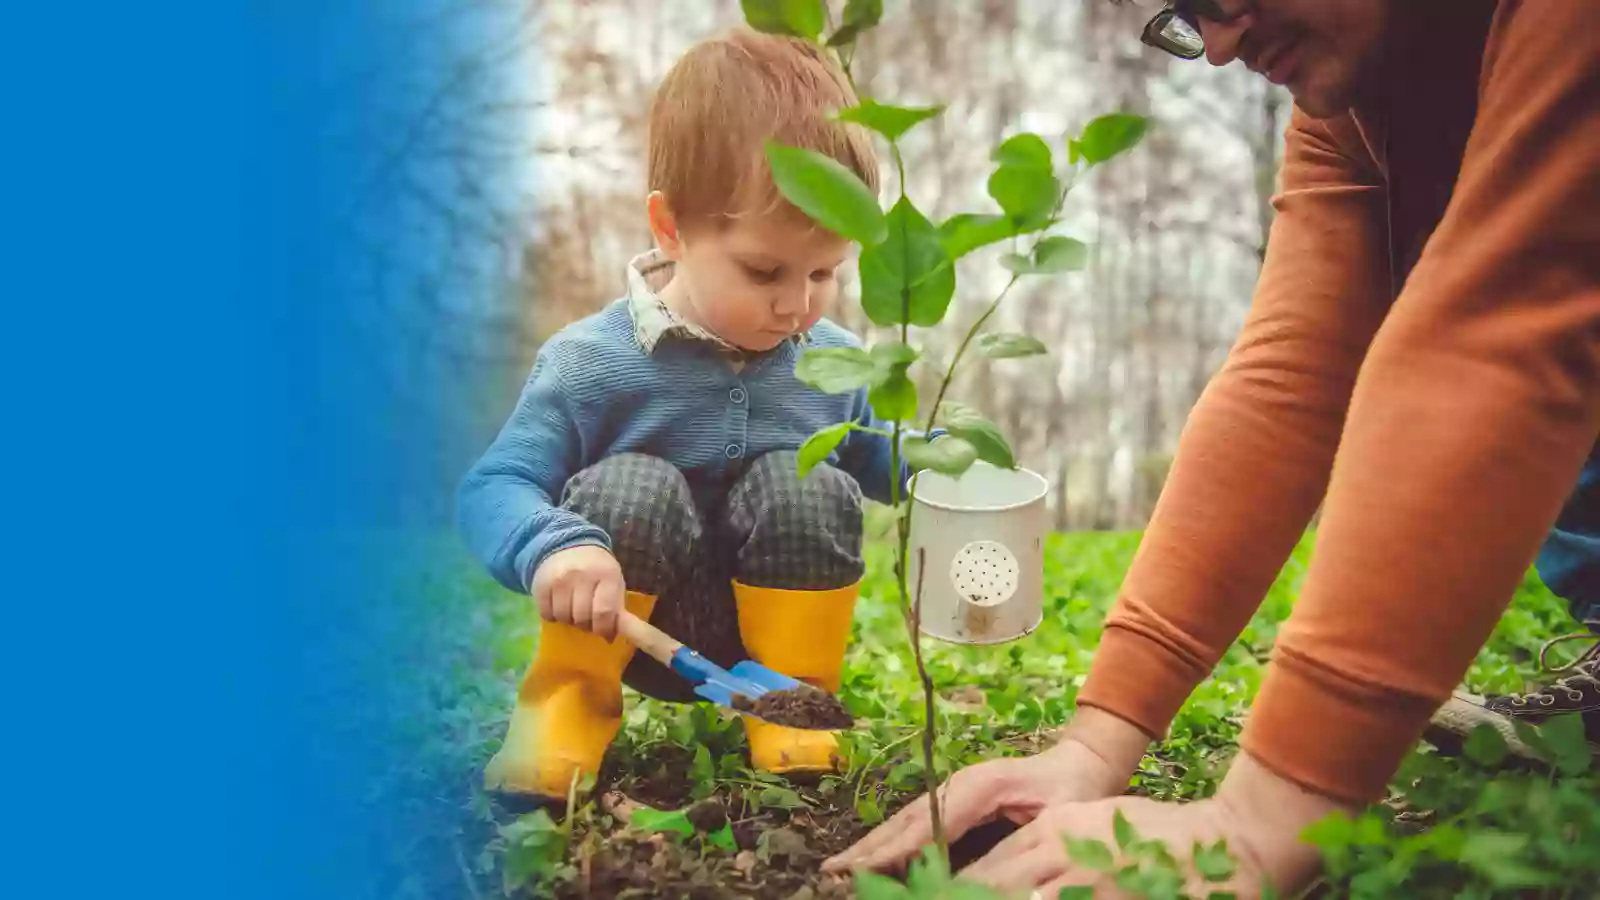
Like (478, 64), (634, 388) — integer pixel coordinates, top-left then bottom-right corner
(1140, 1), (1249, 60)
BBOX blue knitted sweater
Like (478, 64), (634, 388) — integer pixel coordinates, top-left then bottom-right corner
(457, 298), (930, 594)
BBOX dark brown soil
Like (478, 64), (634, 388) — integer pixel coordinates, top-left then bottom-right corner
(544, 745), (897, 899)
(730, 685), (855, 730)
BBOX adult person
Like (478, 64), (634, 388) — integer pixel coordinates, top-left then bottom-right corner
(822, 1), (1599, 895)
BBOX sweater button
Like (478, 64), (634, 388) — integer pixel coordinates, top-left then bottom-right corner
(725, 444), (743, 459)
(729, 387), (746, 404)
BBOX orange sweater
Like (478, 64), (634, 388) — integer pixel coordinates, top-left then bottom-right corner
(1076, 0), (1600, 805)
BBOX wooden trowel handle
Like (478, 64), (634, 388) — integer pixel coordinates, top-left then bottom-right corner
(616, 609), (684, 668)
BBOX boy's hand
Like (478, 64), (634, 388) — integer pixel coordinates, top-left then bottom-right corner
(533, 545), (627, 640)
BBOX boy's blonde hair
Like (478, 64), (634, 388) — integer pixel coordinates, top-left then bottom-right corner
(647, 26), (881, 229)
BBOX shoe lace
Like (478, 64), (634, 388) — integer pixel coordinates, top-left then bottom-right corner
(1507, 619), (1599, 707)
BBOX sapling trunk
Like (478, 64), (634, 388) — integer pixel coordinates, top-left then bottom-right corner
(742, 0), (1150, 882)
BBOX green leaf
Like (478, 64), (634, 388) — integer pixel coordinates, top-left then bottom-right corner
(1076, 113), (1149, 165)
(987, 162), (1060, 226)
(1057, 889), (1096, 900)
(1193, 839), (1236, 882)
(938, 213), (1018, 260)
(992, 132), (1053, 169)
(869, 366), (918, 422)
(782, 0), (826, 39)
(1063, 836), (1115, 872)
(796, 346), (876, 393)
(1459, 830), (1551, 888)
(765, 140), (887, 245)
(741, 0), (788, 33)
(498, 809), (569, 892)
(975, 332), (1048, 359)
(708, 822), (738, 852)
(870, 340), (919, 367)
(905, 434), (977, 476)
(631, 807), (695, 837)
(1000, 236), (1089, 275)
(826, 0), (883, 47)
(1463, 723), (1510, 768)
(757, 786), (807, 809)
(938, 401), (1015, 469)
(860, 195), (956, 327)
(836, 99), (944, 142)
(1034, 235), (1090, 271)
(740, 0), (824, 39)
(1112, 809), (1139, 851)
(691, 743), (715, 784)
(798, 422), (852, 477)
(856, 795), (884, 825)
(1538, 712), (1593, 774)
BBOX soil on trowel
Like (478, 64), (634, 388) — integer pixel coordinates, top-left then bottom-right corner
(730, 684), (855, 730)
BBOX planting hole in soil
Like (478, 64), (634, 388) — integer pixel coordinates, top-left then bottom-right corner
(730, 684), (854, 730)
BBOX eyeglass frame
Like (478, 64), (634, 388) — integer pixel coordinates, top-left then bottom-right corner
(1139, 1), (1252, 60)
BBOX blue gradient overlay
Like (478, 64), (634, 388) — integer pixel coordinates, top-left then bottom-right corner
(8, 3), (533, 897)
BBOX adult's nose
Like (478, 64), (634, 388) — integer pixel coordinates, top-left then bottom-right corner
(1199, 9), (1256, 67)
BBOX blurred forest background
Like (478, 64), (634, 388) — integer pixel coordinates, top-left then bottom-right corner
(352, 0), (1290, 531)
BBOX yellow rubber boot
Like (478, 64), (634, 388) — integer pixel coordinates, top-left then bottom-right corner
(484, 590), (657, 802)
(733, 580), (859, 775)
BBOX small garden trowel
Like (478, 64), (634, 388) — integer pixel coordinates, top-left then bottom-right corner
(615, 609), (831, 727)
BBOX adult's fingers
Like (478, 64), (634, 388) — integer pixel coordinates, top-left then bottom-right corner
(965, 838), (1069, 894)
(823, 764), (1010, 874)
(956, 812), (1044, 884)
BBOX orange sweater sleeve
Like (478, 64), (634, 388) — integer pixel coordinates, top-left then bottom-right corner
(1074, 109), (1392, 740)
(1241, 2), (1600, 804)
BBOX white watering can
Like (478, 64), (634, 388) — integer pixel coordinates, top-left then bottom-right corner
(904, 460), (1049, 644)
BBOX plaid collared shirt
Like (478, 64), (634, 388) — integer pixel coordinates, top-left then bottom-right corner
(624, 249), (810, 357)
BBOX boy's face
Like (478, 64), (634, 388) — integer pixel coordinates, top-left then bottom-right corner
(1191, 0), (1391, 119)
(648, 191), (852, 353)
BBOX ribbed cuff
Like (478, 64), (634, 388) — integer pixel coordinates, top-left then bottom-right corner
(1075, 626), (1206, 742)
(1241, 648), (1439, 806)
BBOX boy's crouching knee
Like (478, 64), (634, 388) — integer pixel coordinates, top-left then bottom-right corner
(726, 450), (865, 590)
(560, 453), (700, 595)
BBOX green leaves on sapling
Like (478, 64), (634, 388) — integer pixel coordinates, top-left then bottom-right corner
(938, 213), (1018, 260)
(798, 421), (853, 477)
(741, 0), (826, 40)
(837, 99), (945, 142)
(860, 196), (956, 327)
(827, 0), (884, 47)
(988, 132), (1061, 228)
(796, 346), (878, 393)
(937, 401), (1016, 470)
(974, 332), (1048, 359)
(1071, 113), (1150, 166)
(765, 140), (888, 245)
(1000, 235), (1089, 276)
(905, 434), (977, 476)
(869, 341), (920, 421)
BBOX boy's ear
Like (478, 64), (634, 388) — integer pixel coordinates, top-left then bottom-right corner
(646, 191), (684, 260)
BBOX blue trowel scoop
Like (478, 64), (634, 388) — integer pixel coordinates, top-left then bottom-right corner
(615, 609), (850, 729)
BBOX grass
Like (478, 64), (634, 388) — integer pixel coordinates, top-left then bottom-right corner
(384, 526), (1596, 899)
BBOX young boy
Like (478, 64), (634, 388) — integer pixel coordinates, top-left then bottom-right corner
(457, 26), (935, 807)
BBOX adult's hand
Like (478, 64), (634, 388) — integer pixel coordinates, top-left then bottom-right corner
(823, 708), (1150, 876)
(956, 751), (1347, 898)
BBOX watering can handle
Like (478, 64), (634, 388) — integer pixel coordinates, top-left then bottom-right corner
(616, 609), (684, 668)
